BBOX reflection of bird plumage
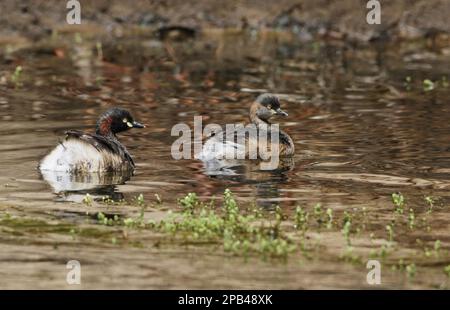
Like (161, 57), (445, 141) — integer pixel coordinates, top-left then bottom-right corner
(197, 94), (295, 173)
(39, 107), (144, 173)
(40, 169), (132, 193)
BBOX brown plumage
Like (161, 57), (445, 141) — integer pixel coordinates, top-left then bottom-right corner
(39, 107), (144, 173)
(198, 93), (295, 162)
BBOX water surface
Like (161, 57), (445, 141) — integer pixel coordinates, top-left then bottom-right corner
(0, 32), (449, 289)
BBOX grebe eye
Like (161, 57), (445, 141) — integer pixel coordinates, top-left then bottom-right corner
(123, 118), (128, 123)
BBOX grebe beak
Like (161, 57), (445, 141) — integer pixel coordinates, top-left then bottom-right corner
(275, 108), (288, 116)
(132, 121), (145, 128)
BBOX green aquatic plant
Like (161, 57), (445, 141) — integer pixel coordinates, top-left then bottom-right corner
(123, 206), (146, 228)
(74, 32), (82, 44)
(11, 65), (22, 86)
(386, 223), (394, 242)
(392, 259), (403, 271)
(404, 76), (412, 91)
(134, 194), (145, 207)
(101, 196), (115, 205)
(3, 212), (11, 220)
(294, 206), (308, 232)
(424, 196), (435, 214)
(70, 228), (77, 240)
(96, 212), (120, 226)
(391, 193), (405, 214)
(406, 263), (416, 278)
(313, 203), (323, 217)
(444, 265), (450, 277)
(408, 208), (415, 230)
(326, 208), (333, 229)
(342, 211), (352, 225)
(423, 79), (435, 92)
(82, 193), (93, 206)
(342, 220), (352, 246)
(341, 246), (361, 264)
(434, 240), (441, 257)
(158, 189), (295, 259)
(178, 192), (200, 213)
(423, 247), (432, 258)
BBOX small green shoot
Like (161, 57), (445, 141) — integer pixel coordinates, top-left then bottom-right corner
(423, 79), (435, 91)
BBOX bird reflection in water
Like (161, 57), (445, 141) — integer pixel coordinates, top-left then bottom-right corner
(200, 157), (295, 209)
(40, 170), (132, 203)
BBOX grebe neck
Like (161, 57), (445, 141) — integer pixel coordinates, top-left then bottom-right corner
(250, 114), (271, 129)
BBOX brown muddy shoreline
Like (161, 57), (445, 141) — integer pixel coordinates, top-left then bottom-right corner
(1, 0), (449, 44)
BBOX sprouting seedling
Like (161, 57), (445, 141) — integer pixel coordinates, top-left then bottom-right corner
(391, 192), (405, 214)
(275, 206), (284, 221)
(408, 208), (415, 230)
(444, 265), (450, 277)
(102, 196), (115, 205)
(136, 193), (145, 206)
(223, 189), (239, 222)
(342, 220), (351, 246)
(294, 206), (308, 232)
(313, 203), (324, 225)
(424, 196), (435, 213)
(379, 244), (388, 259)
(97, 212), (107, 225)
(342, 211), (352, 225)
(326, 208), (333, 229)
(424, 247), (432, 258)
(397, 259), (405, 271)
(179, 192), (199, 213)
(82, 193), (93, 206)
(423, 79), (435, 91)
(74, 32), (82, 44)
(11, 66), (22, 85)
(406, 263), (416, 278)
(386, 224), (394, 242)
(70, 228), (77, 240)
(404, 76), (412, 90)
(434, 240), (441, 256)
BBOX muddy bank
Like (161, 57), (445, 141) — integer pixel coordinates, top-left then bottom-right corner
(0, 0), (449, 43)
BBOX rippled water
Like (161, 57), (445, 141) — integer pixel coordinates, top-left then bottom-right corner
(0, 33), (449, 211)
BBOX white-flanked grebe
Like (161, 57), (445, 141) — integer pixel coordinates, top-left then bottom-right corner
(39, 107), (144, 173)
(199, 93), (294, 161)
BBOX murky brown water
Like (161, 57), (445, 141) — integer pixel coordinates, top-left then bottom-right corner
(0, 31), (449, 289)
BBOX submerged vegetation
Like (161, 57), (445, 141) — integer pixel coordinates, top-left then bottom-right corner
(73, 190), (450, 275)
(1, 187), (450, 288)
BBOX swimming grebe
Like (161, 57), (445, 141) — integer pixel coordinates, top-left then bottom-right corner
(39, 107), (144, 173)
(198, 93), (295, 163)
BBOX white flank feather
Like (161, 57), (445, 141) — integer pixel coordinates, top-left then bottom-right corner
(39, 139), (127, 173)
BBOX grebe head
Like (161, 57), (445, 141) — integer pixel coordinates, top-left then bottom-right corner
(250, 93), (288, 123)
(95, 107), (145, 136)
